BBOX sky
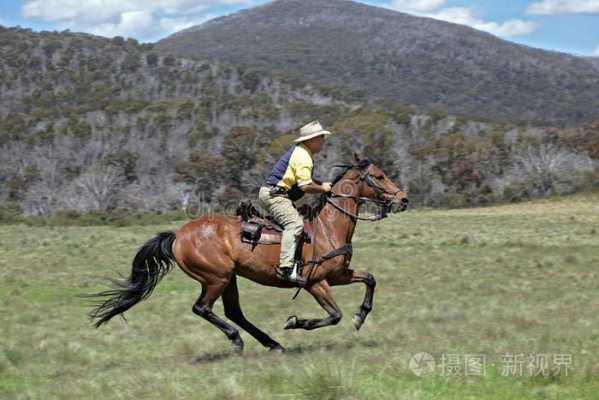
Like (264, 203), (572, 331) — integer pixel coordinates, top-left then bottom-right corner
(0, 0), (598, 56)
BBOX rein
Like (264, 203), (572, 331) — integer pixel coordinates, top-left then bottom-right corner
(326, 194), (388, 222)
(291, 220), (354, 299)
(292, 163), (398, 297)
(324, 163), (402, 222)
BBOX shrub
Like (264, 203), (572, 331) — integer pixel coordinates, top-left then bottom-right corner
(445, 191), (468, 208)
(146, 53), (159, 67)
(0, 202), (23, 224)
(393, 104), (414, 125)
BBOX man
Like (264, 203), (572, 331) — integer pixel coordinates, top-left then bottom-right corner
(259, 121), (333, 286)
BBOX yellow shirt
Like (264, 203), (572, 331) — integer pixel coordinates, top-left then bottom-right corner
(265, 144), (313, 190)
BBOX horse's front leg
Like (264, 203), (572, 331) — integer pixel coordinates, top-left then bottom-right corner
(284, 280), (343, 330)
(327, 269), (376, 330)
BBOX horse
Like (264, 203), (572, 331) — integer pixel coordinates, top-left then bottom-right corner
(87, 154), (409, 353)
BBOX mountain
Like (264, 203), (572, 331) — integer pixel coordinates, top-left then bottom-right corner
(157, 0), (599, 126)
(1, 26), (598, 219)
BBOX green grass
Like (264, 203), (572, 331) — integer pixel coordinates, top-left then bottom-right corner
(1, 193), (599, 399)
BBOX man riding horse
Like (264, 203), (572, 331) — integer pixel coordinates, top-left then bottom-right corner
(88, 122), (409, 353)
(259, 121), (333, 286)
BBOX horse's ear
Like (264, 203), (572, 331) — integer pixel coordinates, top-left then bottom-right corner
(353, 152), (362, 164)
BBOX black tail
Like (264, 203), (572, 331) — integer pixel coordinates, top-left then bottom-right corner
(87, 231), (176, 328)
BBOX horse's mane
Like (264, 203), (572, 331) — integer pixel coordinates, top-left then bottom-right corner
(330, 159), (371, 185)
(300, 159), (372, 219)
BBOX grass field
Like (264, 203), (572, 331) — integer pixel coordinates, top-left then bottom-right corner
(1, 193), (599, 399)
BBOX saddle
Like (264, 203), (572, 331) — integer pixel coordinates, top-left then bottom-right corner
(236, 201), (312, 246)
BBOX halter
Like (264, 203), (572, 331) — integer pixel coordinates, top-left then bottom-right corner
(326, 162), (402, 222)
(292, 161), (401, 298)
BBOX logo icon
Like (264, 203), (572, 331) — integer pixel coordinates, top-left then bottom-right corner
(409, 352), (436, 377)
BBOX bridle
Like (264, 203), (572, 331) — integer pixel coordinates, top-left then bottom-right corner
(326, 163), (403, 222)
(292, 162), (403, 299)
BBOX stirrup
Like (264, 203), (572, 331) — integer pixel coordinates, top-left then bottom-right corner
(276, 264), (307, 287)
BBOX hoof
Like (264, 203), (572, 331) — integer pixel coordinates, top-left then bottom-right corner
(284, 315), (297, 330)
(231, 338), (244, 353)
(269, 344), (286, 354)
(352, 314), (364, 331)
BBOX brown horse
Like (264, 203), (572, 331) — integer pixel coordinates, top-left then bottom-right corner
(88, 155), (408, 353)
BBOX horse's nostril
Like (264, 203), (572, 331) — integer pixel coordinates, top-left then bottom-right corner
(401, 198), (409, 204)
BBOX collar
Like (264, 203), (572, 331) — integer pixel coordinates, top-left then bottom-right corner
(298, 143), (313, 156)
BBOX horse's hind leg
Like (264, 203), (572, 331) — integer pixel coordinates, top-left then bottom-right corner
(222, 276), (285, 353)
(327, 269), (376, 331)
(192, 283), (244, 352)
(284, 280), (343, 330)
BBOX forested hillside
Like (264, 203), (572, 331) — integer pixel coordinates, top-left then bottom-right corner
(0, 26), (598, 219)
(0, 26), (346, 216)
(158, 0), (599, 126)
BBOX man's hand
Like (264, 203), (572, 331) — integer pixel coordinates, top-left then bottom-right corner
(301, 181), (333, 194)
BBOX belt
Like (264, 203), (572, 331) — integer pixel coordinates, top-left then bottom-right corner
(265, 185), (288, 197)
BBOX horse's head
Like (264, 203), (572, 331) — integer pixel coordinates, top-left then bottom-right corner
(333, 154), (409, 214)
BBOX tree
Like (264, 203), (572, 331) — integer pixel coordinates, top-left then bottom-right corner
(21, 154), (63, 216)
(511, 143), (596, 196)
(392, 104), (414, 125)
(221, 127), (268, 190)
(61, 166), (124, 211)
(122, 53), (140, 72)
(175, 154), (224, 201)
(241, 69), (262, 92)
(146, 53), (159, 68)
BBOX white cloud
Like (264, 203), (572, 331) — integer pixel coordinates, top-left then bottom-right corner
(387, 2), (537, 38)
(20, 0), (539, 40)
(429, 7), (537, 37)
(87, 10), (155, 38)
(22, 0), (242, 22)
(527, 0), (599, 15)
(594, 45), (599, 56)
(21, 0), (252, 40)
(159, 15), (215, 34)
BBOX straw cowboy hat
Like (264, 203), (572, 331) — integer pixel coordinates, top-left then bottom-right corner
(294, 121), (332, 143)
